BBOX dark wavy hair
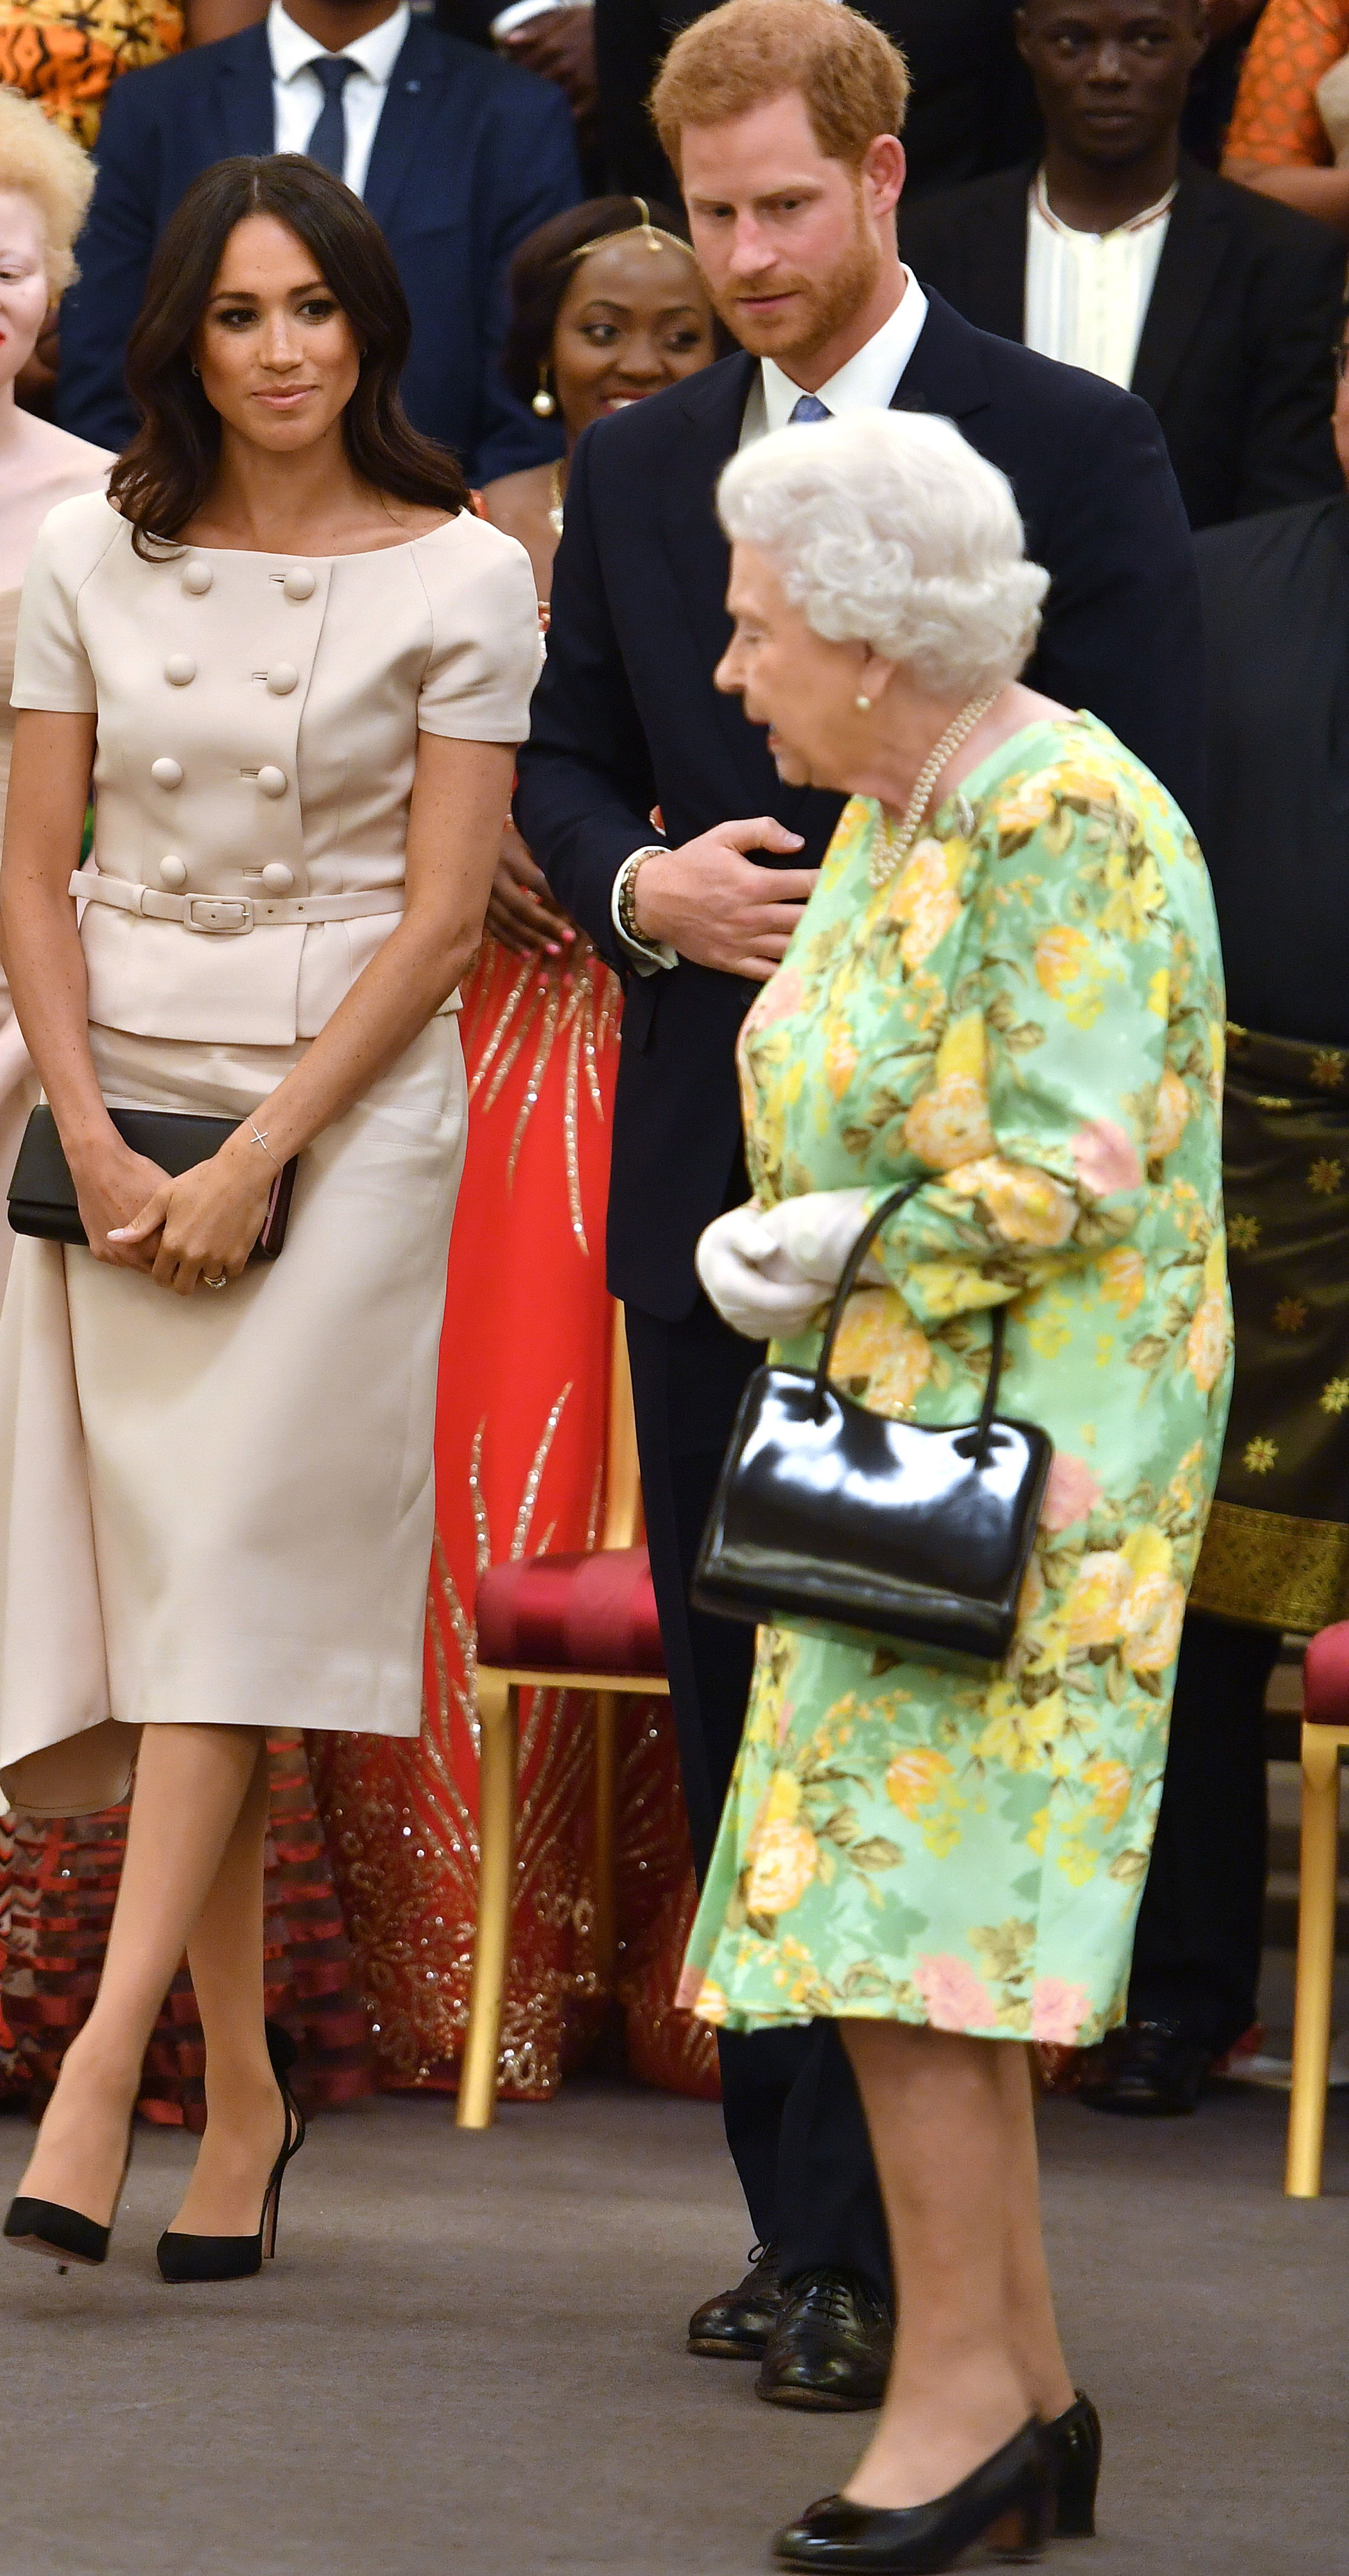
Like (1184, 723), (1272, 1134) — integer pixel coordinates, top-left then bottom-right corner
(109, 156), (470, 556)
(499, 193), (720, 409)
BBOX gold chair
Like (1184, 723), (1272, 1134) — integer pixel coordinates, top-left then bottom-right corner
(458, 1305), (670, 2129)
(1286, 1622), (1349, 2196)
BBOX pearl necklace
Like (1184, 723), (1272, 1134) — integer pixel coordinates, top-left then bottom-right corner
(868, 690), (1000, 889)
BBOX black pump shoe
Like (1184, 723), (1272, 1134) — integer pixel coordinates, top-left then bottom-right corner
(1045, 2392), (1101, 2539)
(4, 2124), (135, 2269)
(156, 2020), (306, 2285)
(773, 2419), (1054, 2571)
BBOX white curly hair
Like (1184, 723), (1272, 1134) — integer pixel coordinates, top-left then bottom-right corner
(717, 409), (1050, 701)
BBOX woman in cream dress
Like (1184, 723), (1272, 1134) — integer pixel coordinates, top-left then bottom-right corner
(0, 93), (109, 1288)
(0, 154), (537, 2278)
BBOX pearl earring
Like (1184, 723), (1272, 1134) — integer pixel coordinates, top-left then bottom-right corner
(855, 693), (872, 712)
(532, 366), (556, 418)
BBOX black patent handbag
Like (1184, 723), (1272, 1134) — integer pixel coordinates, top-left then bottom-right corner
(693, 1183), (1053, 1673)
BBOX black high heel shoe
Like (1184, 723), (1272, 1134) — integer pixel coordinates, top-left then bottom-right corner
(4, 2123), (135, 2270)
(1045, 2392), (1101, 2539)
(156, 2019), (306, 2286)
(773, 2419), (1054, 2571)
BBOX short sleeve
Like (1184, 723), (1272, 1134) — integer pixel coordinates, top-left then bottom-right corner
(413, 515), (542, 744)
(10, 493), (117, 717)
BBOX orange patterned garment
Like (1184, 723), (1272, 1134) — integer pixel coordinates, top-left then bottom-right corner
(1224, 0), (1349, 166)
(0, 0), (183, 148)
(310, 938), (718, 2103)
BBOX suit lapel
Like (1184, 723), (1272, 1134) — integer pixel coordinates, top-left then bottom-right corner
(213, 23), (275, 156)
(892, 290), (995, 425)
(363, 24), (446, 233)
(1130, 169), (1227, 416)
(963, 173), (1030, 342)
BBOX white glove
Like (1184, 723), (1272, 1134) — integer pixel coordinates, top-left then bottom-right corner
(695, 1191), (884, 1342)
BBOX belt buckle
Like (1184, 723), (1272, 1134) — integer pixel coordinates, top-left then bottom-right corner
(185, 896), (253, 935)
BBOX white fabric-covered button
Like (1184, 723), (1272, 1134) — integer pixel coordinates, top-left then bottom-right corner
(181, 560), (213, 597)
(165, 654), (196, 686)
(150, 757), (183, 789)
(261, 863), (295, 894)
(282, 567), (316, 601)
(256, 764), (287, 799)
(159, 855), (188, 890)
(266, 662), (299, 696)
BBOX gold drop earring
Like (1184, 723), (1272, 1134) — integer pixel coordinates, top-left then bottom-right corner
(532, 365), (556, 418)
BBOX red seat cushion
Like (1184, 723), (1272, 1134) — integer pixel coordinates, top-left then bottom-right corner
(1304, 1623), (1349, 1727)
(475, 1545), (666, 1679)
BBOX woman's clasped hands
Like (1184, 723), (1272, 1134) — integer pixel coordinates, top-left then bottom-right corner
(695, 1187), (886, 1340)
(77, 1125), (276, 1295)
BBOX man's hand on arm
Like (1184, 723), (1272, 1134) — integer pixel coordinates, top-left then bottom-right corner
(630, 818), (818, 981)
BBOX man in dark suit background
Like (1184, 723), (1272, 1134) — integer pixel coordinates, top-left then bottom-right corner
(900, 0), (1343, 529)
(516, 0), (1205, 2415)
(56, 0), (583, 480)
(596, 0), (1041, 205)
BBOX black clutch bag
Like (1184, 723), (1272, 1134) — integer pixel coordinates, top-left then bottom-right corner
(7, 1105), (297, 1262)
(693, 1183), (1053, 1673)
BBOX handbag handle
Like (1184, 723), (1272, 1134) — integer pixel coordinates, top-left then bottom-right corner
(810, 1181), (1007, 1469)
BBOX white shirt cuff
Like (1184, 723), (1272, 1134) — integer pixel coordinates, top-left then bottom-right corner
(491, 0), (591, 34)
(612, 848), (677, 976)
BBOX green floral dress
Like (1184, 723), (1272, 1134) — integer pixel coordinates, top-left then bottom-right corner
(679, 716), (1232, 2050)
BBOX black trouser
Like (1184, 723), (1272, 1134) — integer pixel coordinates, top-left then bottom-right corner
(626, 1294), (891, 2300)
(1126, 1608), (1280, 2056)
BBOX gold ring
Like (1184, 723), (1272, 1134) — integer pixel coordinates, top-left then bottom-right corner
(204, 1272), (228, 1291)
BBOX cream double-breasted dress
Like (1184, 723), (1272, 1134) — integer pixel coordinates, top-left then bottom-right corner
(0, 494), (539, 1814)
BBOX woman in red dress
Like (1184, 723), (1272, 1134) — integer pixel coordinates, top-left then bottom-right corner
(309, 199), (725, 2101)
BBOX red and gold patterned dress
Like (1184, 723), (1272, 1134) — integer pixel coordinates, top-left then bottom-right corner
(310, 938), (718, 2102)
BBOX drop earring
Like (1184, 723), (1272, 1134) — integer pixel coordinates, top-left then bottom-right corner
(532, 365), (556, 418)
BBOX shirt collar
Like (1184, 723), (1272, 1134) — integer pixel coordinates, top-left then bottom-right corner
(1031, 166), (1178, 242)
(760, 271), (930, 434)
(268, 0), (410, 87)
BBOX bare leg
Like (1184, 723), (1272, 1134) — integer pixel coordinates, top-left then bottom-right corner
(168, 1733), (286, 2239)
(996, 2044), (1075, 2421)
(15, 1724), (265, 2227)
(840, 2019), (1032, 2510)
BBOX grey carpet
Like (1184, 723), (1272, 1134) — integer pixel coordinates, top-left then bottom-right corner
(0, 2074), (1341, 2576)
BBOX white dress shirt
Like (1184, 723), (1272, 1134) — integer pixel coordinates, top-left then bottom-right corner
(740, 271), (931, 446)
(1023, 170), (1175, 391)
(267, 0), (410, 201)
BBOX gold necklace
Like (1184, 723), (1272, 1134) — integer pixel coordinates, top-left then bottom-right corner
(869, 690), (1000, 889)
(548, 461), (566, 539)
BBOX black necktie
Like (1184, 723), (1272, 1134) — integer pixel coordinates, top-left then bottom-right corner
(305, 55), (356, 180)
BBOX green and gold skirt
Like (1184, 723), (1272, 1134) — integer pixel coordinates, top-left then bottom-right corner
(1191, 1025), (1349, 1632)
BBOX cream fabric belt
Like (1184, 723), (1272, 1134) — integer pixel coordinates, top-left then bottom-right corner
(71, 873), (405, 937)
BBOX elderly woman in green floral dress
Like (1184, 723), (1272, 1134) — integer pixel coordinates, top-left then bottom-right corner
(685, 410), (1231, 2574)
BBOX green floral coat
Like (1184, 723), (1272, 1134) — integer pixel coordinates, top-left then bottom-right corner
(680, 716), (1232, 2049)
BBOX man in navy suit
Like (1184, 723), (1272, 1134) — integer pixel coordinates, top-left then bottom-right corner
(56, 0), (583, 480)
(515, 0), (1205, 2414)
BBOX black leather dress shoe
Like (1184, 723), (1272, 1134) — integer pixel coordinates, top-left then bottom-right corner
(756, 2267), (893, 2411)
(1045, 2390), (1101, 2537)
(773, 2418), (1054, 2568)
(1077, 2019), (1213, 2116)
(688, 2241), (784, 2357)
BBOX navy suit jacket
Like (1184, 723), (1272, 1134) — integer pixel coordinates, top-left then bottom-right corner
(56, 18), (582, 480)
(513, 293), (1207, 1321)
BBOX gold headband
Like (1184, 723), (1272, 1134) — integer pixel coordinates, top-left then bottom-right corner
(568, 197), (696, 265)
